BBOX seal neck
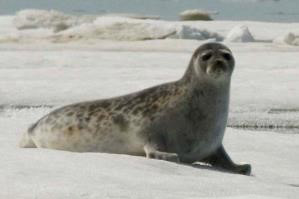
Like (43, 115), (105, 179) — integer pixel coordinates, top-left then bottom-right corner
(180, 61), (195, 84)
(179, 62), (231, 99)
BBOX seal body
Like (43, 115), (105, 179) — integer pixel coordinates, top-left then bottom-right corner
(20, 42), (251, 175)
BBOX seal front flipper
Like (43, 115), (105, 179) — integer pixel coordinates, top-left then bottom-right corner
(144, 145), (180, 163)
(201, 145), (251, 175)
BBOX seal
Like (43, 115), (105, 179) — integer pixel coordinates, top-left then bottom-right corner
(19, 42), (251, 175)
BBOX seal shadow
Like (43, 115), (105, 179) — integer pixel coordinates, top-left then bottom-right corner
(287, 183), (299, 188)
(178, 162), (255, 177)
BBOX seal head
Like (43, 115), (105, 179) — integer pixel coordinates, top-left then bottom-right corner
(190, 43), (235, 80)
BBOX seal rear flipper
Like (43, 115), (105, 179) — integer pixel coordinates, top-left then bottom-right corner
(19, 131), (37, 148)
(201, 145), (251, 175)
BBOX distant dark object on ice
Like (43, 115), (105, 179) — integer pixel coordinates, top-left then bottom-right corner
(179, 9), (215, 21)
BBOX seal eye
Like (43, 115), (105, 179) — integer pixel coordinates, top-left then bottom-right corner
(201, 53), (212, 61)
(222, 52), (232, 61)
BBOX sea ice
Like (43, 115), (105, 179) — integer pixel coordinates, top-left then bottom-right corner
(0, 10), (297, 43)
(53, 16), (177, 41)
(13, 9), (95, 32)
(225, 25), (255, 42)
(273, 32), (299, 46)
(172, 25), (223, 41)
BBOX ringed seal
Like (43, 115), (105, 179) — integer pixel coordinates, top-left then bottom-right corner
(20, 42), (251, 175)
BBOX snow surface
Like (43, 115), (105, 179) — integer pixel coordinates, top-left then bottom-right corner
(0, 11), (299, 198)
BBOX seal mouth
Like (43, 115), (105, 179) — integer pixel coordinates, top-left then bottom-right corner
(207, 60), (228, 77)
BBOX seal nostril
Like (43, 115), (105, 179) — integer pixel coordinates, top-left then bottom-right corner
(213, 60), (227, 72)
(222, 53), (231, 61)
(215, 60), (224, 66)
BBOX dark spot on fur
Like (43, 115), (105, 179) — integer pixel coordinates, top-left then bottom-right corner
(143, 104), (160, 117)
(151, 104), (159, 111)
(79, 105), (85, 111)
(113, 114), (129, 132)
(143, 108), (150, 116)
(101, 101), (111, 108)
(132, 106), (144, 115)
(200, 90), (205, 97)
(114, 104), (123, 111)
(158, 90), (169, 98)
(149, 116), (155, 121)
(97, 115), (105, 122)
(67, 112), (74, 116)
(88, 104), (98, 112)
(85, 117), (90, 122)
(122, 106), (130, 113)
(77, 113), (83, 119)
